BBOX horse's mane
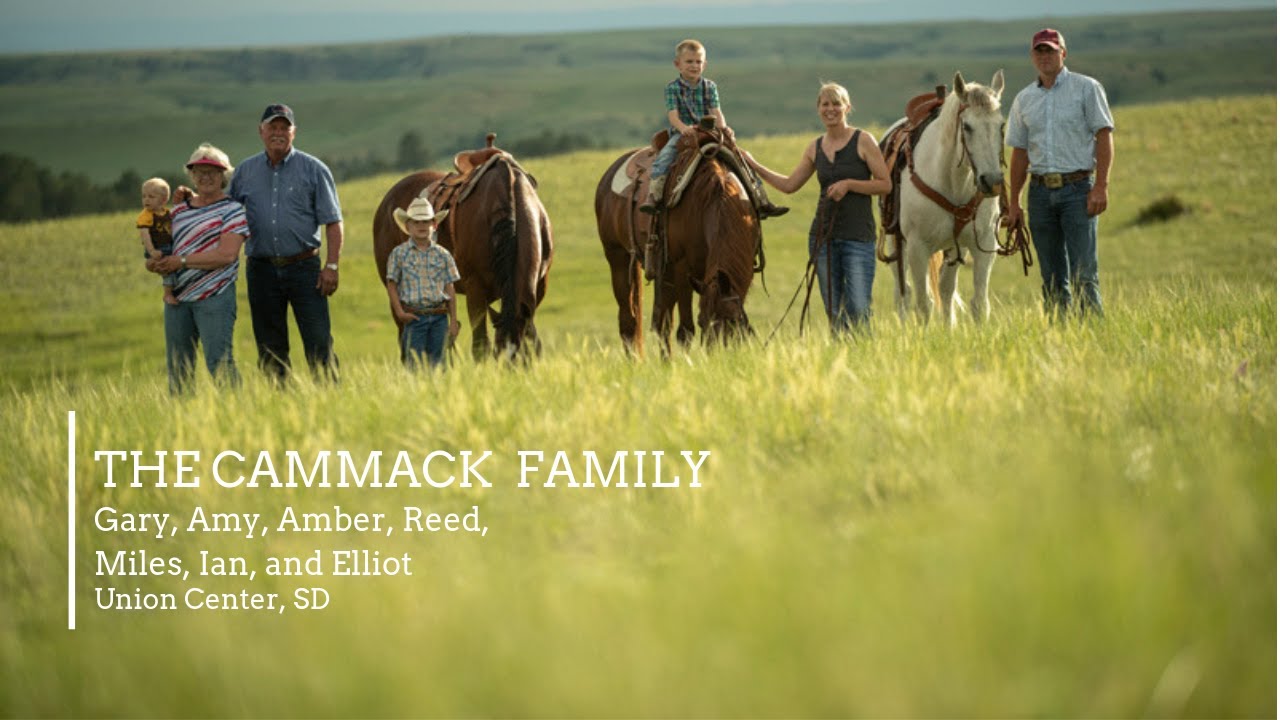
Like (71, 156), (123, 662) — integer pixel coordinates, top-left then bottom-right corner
(943, 79), (1002, 143)
(958, 81), (1001, 112)
(690, 158), (755, 299)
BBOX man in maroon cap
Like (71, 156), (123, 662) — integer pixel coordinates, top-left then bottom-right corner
(1005, 28), (1114, 318)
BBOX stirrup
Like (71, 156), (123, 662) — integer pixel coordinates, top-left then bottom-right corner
(639, 199), (663, 215)
(758, 203), (790, 219)
(643, 246), (660, 280)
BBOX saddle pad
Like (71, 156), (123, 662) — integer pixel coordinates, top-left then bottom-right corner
(611, 148), (649, 195)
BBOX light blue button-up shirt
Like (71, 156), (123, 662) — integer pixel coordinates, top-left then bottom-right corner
(1006, 67), (1114, 175)
(228, 147), (342, 259)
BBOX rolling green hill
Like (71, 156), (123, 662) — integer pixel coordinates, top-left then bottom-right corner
(0, 8), (1273, 184)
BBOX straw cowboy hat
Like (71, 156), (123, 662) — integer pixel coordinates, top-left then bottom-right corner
(393, 196), (449, 235)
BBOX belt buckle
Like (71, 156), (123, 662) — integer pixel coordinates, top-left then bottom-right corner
(1043, 173), (1064, 189)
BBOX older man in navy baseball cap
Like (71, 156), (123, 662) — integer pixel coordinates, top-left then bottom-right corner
(228, 102), (345, 383)
(259, 103), (295, 126)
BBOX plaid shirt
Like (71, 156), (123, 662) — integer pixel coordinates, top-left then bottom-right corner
(386, 239), (460, 306)
(664, 76), (720, 131)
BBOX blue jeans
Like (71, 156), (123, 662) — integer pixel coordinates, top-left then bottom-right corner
(1028, 179), (1103, 317)
(402, 314), (449, 369)
(164, 285), (239, 393)
(146, 244), (175, 289)
(810, 235), (876, 334)
(246, 256), (337, 381)
(651, 131), (680, 179)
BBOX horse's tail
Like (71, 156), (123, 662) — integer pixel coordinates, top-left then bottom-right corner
(492, 157), (544, 355)
(928, 252), (944, 311)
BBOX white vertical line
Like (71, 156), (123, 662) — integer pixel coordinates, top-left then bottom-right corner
(68, 410), (76, 631)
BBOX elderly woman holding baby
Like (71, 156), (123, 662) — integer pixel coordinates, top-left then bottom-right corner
(146, 142), (248, 393)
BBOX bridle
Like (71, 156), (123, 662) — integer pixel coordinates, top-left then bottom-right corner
(907, 98), (1029, 271)
(906, 101), (987, 247)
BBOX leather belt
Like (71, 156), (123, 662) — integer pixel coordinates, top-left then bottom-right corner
(1030, 170), (1091, 189)
(405, 302), (449, 315)
(257, 249), (318, 267)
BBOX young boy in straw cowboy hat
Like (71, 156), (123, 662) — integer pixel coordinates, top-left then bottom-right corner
(386, 196), (461, 368)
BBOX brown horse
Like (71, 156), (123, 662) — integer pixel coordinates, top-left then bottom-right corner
(373, 150), (552, 360)
(595, 131), (760, 356)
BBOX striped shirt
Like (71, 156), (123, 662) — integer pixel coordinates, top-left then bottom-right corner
(664, 76), (720, 131)
(170, 197), (248, 303)
(386, 239), (460, 307)
(1006, 67), (1114, 175)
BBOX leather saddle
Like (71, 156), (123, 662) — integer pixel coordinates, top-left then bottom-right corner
(880, 86), (948, 238)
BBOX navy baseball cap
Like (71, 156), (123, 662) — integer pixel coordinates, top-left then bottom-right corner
(260, 103), (295, 125)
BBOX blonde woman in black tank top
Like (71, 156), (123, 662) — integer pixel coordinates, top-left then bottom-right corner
(743, 83), (891, 334)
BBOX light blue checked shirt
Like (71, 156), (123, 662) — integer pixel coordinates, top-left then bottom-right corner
(1006, 67), (1114, 175)
(386, 239), (460, 307)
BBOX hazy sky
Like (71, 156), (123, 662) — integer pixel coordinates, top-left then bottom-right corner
(0, 0), (1271, 54)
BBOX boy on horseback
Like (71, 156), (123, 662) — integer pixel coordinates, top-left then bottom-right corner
(638, 39), (788, 223)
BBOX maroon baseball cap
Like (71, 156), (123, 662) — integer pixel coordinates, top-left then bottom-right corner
(1031, 28), (1065, 51)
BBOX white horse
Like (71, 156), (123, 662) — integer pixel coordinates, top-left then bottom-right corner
(886, 71), (1006, 326)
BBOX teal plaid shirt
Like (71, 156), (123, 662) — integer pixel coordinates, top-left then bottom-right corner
(664, 76), (720, 131)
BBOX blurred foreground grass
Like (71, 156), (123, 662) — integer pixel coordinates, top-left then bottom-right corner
(1, 278), (1274, 716)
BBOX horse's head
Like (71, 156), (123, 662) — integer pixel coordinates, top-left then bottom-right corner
(953, 70), (1006, 197)
(697, 271), (751, 344)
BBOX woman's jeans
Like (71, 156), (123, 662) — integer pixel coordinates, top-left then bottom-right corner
(1027, 179), (1103, 317)
(164, 285), (239, 393)
(402, 314), (449, 369)
(810, 235), (876, 334)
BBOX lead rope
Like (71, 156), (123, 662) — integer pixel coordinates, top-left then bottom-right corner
(764, 196), (835, 345)
(996, 146), (1035, 275)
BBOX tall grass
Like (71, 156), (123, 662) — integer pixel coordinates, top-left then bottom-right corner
(0, 96), (1274, 717)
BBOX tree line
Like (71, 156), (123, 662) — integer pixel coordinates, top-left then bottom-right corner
(0, 129), (599, 224)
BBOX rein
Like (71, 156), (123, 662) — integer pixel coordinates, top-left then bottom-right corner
(995, 152), (1034, 275)
(764, 197), (834, 345)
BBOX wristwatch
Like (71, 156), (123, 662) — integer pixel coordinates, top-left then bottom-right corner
(325, 262), (339, 271)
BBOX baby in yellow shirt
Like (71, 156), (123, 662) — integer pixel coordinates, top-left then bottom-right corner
(137, 177), (177, 305)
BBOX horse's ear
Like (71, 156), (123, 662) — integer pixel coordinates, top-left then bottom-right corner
(992, 69), (1005, 98)
(953, 71), (966, 97)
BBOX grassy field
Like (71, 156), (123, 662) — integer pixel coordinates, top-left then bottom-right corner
(0, 95), (1275, 717)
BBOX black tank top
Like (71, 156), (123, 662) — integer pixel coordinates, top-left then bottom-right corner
(809, 129), (876, 243)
